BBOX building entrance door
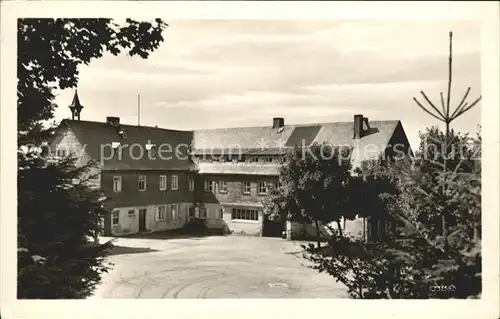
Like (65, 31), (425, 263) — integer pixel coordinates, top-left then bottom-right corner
(139, 209), (147, 232)
(262, 214), (285, 238)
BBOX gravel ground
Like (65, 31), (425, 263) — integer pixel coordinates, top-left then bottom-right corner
(90, 235), (349, 299)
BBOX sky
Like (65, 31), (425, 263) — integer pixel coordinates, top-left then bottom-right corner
(53, 20), (482, 150)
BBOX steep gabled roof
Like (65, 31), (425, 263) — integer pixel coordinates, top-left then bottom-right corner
(192, 120), (403, 175)
(57, 118), (406, 173)
(60, 120), (194, 171)
(192, 125), (297, 153)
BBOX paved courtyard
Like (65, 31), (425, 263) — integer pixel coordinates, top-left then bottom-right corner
(90, 235), (349, 299)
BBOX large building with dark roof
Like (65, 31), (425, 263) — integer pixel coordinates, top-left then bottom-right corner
(50, 92), (412, 239)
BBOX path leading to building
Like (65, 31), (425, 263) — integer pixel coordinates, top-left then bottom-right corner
(90, 235), (349, 298)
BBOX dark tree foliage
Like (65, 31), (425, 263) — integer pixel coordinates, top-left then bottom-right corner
(301, 32), (481, 299)
(263, 143), (353, 247)
(403, 127), (480, 237)
(18, 18), (167, 133)
(416, 126), (478, 176)
(352, 161), (400, 219)
(304, 140), (481, 299)
(18, 151), (112, 298)
(17, 18), (168, 298)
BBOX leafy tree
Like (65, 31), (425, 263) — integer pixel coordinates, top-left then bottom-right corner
(18, 18), (167, 134)
(304, 133), (481, 298)
(17, 18), (168, 298)
(264, 143), (353, 248)
(302, 31), (482, 299)
(351, 160), (401, 241)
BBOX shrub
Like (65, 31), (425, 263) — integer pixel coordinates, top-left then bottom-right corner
(181, 218), (208, 234)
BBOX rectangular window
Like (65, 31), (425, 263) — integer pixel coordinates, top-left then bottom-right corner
(242, 181), (251, 195)
(258, 181), (268, 195)
(231, 208), (259, 221)
(199, 207), (207, 219)
(171, 204), (178, 220)
(219, 180), (228, 193)
(188, 178), (195, 191)
(264, 156), (273, 163)
(204, 180), (214, 192)
(138, 175), (147, 191)
(171, 175), (179, 190)
(159, 175), (167, 191)
(56, 148), (68, 158)
(112, 210), (120, 226)
(113, 176), (122, 192)
(128, 209), (135, 217)
(251, 156), (259, 163)
(218, 208), (224, 219)
(157, 205), (167, 221)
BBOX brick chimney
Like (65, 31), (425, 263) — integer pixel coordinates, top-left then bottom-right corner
(353, 114), (364, 139)
(363, 117), (370, 130)
(273, 117), (285, 129)
(106, 116), (120, 127)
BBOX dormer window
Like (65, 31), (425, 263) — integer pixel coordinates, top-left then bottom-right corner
(112, 142), (122, 159)
(146, 143), (156, 158)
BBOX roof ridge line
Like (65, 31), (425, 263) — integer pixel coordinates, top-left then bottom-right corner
(64, 119), (191, 133)
(191, 119), (401, 132)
